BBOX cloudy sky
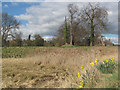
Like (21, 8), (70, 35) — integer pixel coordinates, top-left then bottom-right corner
(2, 0), (119, 43)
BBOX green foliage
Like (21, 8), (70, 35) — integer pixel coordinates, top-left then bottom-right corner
(34, 34), (44, 46)
(2, 47), (50, 58)
(81, 69), (98, 88)
(2, 47), (47, 58)
(95, 59), (116, 74)
(2, 47), (30, 58)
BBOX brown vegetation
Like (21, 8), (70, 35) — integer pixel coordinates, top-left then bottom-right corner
(2, 46), (118, 88)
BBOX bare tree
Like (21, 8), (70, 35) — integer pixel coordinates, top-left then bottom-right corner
(55, 3), (108, 46)
(78, 3), (108, 46)
(68, 4), (78, 45)
(1, 13), (20, 46)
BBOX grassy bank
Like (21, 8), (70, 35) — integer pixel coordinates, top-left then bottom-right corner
(2, 46), (117, 58)
(2, 46), (118, 88)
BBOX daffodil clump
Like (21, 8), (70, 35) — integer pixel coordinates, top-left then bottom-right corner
(77, 58), (116, 88)
(77, 59), (99, 88)
(95, 58), (116, 74)
(77, 80), (84, 89)
(77, 66), (85, 88)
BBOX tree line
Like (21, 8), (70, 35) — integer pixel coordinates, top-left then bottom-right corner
(0, 3), (108, 47)
(0, 13), (45, 47)
(51, 3), (108, 46)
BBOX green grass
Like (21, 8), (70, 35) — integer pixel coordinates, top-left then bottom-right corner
(97, 59), (118, 88)
(2, 46), (90, 58)
(95, 69), (118, 88)
(2, 46), (117, 58)
(95, 62), (118, 88)
(2, 47), (47, 58)
(105, 71), (118, 88)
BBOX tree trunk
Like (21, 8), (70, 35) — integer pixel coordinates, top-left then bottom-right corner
(90, 20), (94, 46)
(70, 14), (73, 45)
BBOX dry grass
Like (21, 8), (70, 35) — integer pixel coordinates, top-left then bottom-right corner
(2, 46), (118, 88)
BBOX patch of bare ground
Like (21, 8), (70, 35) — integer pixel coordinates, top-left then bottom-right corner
(2, 46), (118, 88)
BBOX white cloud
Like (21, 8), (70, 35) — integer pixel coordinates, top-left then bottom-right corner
(2, 0), (120, 2)
(14, 2), (118, 39)
(4, 4), (8, 8)
(107, 11), (112, 15)
(45, 0), (119, 2)
(101, 2), (118, 34)
(15, 14), (33, 21)
(102, 34), (119, 44)
(15, 2), (70, 38)
(104, 37), (118, 44)
(42, 36), (54, 41)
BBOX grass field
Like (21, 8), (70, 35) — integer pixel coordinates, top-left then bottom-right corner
(2, 46), (119, 88)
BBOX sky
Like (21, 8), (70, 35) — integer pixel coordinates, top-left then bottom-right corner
(2, 0), (119, 44)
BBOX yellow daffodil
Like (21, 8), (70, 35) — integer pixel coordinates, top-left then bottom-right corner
(78, 85), (83, 88)
(111, 58), (114, 61)
(80, 80), (84, 84)
(77, 85), (83, 89)
(106, 59), (109, 63)
(103, 62), (105, 64)
(90, 62), (94, 66)
(80, 81), (84, 86)
(95, 59), (98, 63)
(81, 80), (84, 83)
(81, 66), (84, 70)
(78, 72), (80, 77)
(80, 83), (84, 86)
